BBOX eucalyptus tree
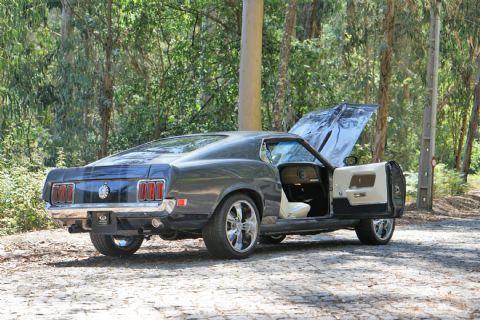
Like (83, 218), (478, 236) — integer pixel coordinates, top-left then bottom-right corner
(373, 0), (395, 162)
(272, 0), (297, 131)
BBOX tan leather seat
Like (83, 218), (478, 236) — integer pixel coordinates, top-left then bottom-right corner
(279, 189), (310, 219)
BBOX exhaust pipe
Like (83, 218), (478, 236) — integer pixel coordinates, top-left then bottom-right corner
(151, 218), (163, 229)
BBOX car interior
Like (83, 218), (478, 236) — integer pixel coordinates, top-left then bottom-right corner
(262, 140), (331, 219)
(278, 163), (330, 218)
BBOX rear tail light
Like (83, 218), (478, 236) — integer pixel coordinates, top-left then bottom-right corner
(138, 180), (164, 201)
(51, 183), (75, 204)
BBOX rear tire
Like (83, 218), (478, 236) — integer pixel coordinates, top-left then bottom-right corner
(355, 218), (395, 245)
(259, 235), (286, 244)
(203, 193), (260, 259)
(90, 233), (144, 256)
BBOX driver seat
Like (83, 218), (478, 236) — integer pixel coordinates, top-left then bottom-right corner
(279, 189), (310, 219)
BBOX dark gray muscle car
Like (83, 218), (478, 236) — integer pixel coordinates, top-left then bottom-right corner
(43, 104), (406, 259)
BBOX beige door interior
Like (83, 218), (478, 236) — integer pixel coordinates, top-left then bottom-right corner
(332, 162), (388, 206)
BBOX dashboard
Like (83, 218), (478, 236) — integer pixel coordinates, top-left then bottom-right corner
(278, 163), (321, 185)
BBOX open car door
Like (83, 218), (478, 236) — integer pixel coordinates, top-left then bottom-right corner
(332, 161), (405, 219)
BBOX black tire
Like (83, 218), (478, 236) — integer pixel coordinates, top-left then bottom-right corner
(202, 193), (260, 259)
(355, 218), (395, 245)
(259, 234), (286, 244)
(90, 233), (144, 257)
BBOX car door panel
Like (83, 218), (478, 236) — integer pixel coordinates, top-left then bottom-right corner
(332, 162), (392, 219)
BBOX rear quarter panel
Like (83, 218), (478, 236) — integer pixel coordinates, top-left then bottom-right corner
(168, 159), (281, 221)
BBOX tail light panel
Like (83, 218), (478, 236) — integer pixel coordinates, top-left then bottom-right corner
(137, 180), (165, 202)
(51, 183), (75, 205)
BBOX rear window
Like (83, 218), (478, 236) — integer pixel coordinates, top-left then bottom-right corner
(128, 135), (226, 154)
(90, 135), (226, 166)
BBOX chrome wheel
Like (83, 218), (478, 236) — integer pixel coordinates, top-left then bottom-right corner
(112, 236), (135, 248)
(372, 219), (394, 240)
(225, 200), (258, 253)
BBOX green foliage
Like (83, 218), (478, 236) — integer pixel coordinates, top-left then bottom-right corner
(433, 164), (469, 197)
(405, 163), (469, 202)
(0, 166), (53, 235)
(0, 0), (478, 172)
(470, 141), (480, 174)
(404, 171), (418, 201)
(0, 0), (478, 233)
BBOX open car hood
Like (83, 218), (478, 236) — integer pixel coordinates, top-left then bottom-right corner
(289, 103), (377, 167)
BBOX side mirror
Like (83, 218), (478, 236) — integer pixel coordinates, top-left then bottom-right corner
(344, 156), (359, 166)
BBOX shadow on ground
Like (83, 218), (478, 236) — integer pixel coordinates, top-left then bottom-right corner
(49, 222), (480, 273)
(50, 238), (360, 269)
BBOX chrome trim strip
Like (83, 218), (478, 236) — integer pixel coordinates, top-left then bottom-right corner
(46, 199), (176, 219)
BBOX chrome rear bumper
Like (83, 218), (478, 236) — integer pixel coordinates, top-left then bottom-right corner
(46, 199), (176, 220)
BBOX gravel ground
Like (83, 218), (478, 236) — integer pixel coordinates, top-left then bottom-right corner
(1, 214), (479, 320)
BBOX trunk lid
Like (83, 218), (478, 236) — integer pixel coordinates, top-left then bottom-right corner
(43, 164), (171, 204)
(61, 165), (152, 181)
(289, 103), (377, 167)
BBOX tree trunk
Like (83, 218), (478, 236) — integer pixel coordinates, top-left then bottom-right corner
(462, 56), (480, 180)
(373, 0), (395, 162)
(363, 3), (371, 105)
(238, 0), (264, 131)
(100, 0), (114, 157)
(454, 109), (468, 170)
(272, 0), (297, 131)
(303, 0), (320, 40)
(60, 0), (75, 66)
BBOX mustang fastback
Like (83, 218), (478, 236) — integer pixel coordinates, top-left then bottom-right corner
(42, 104), (406, 259)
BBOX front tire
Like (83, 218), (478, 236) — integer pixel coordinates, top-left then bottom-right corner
(90, 233), (144, 256)
(355, 218), (395, 245)
(203, 193), (260, 259)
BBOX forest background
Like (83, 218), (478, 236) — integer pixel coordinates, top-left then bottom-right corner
(0, 0), (479, 233)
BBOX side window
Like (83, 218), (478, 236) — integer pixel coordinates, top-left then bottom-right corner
(263, 141), (320, 166)
(259, 143), (270, 163)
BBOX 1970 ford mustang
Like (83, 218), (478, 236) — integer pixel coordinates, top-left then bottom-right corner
(43, 103), (406, 259)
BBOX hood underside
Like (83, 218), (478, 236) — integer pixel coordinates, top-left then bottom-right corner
(289, 103), (377, 167)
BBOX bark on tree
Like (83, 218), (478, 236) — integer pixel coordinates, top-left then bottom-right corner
(303, 0), (321, 40)
(373, 0), (395, 162)
(455, 49), (476, 170)
(454, 109), (468, 170)
(363, 14), (371, 104)
(60, 0), (75, 66)
(462, 55), (480, 180)
(100, 0), (114, 157)
(238, 0), (264, 131)
(272, 0), (297, 131)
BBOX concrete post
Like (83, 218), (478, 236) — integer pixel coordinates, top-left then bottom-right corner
(238, 0), (264, 131)
(417, 0), (441, 210)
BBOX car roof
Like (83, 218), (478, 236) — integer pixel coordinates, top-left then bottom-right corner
(88, 131), (305, 167)
(178, 131), (301, 140)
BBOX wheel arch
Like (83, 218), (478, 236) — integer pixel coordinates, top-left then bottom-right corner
(212, 185), (265, 219)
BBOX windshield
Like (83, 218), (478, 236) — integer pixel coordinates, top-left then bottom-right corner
(90, 135), (226, 166)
